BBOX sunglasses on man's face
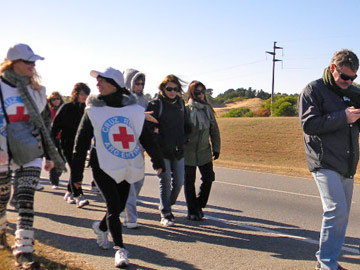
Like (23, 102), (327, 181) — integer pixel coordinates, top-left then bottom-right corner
(336, 67), (357, 81)
(21, 60), (35, 65)
(165, 86), (180, 92)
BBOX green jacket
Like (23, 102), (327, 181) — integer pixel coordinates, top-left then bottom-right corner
(184, 102), (221, 166)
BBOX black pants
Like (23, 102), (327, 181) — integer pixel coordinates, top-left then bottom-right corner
(91, 150), (130, 248)
(64, 149), (83, 197)
(184, 162), (215, 215)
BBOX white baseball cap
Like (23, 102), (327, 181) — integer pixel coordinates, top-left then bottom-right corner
(90, 67), (125, 88)
(6, 43), (44, 62)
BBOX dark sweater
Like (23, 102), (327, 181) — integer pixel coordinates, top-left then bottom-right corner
(147, 95), (191, 160)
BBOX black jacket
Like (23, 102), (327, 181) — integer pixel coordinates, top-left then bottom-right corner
(52, 101), (86, 160)
(71, 91), (165, 182)
(299, 79), (360, 178)
(147, 95), (191, 160)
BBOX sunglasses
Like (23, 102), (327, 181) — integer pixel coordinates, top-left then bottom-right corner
(51, 97), (61, 101)
(165, 86), (180, 92)
(336, 67), (357, 81)
(21, 60), (35, 65)
(194, 89), (205, 95)
(135, 82), (145, 86)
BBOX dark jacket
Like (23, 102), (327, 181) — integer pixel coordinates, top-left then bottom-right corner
(298, 78), (360, 178)
(147, 95), (191, 160)
(71, 91), (165, 182)
(52, 101), (86, 160)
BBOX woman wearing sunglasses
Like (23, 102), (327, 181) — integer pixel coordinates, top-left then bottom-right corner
(47, 91), (64, 189)
(0, 43), (65, 269)
(147, 74), (190, 227)
(184, 81), (220, 221)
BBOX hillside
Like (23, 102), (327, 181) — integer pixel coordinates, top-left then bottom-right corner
(214, 98), (264, 116)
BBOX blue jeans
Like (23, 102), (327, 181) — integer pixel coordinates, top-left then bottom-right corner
(312, 169), (354, 270)
(159, 158), (184, 217)
(125, 178), (144, 223)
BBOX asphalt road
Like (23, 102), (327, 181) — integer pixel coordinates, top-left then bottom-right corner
(6, 160), (360, 270)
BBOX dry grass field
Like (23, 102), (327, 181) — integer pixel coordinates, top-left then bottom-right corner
(215, 116), (310, 177)
(214, 98), (264, 116)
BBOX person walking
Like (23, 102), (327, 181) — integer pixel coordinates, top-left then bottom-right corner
(122, 68), (147, 229)
(0, 43), (65, 269)
(147, 74), (190, 227)
(47, 91), (64, 189)
(184, 81), (220, 221)
(52, 83), (90, 208)
(299, 49), (360, 270)
(71, 67), (164, 268)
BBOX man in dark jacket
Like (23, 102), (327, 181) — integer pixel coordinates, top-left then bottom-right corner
(299, 49), (359, 270)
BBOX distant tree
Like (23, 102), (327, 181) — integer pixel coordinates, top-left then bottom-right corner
(221, 107), (253, 117)
(262, 95), (298, 116)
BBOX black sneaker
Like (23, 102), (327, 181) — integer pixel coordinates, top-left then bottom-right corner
(15, 253), (40, 269)
(187, 214), (201, 221)
(169, 213), (175, 222)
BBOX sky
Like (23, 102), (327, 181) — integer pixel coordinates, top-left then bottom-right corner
(1, 0), (360, 98)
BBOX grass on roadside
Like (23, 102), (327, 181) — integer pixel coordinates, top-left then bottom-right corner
(0, 219), (100, 270)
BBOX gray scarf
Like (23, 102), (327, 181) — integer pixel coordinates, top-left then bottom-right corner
(2, 69), (66, 173)
(187, 99), (214, 130)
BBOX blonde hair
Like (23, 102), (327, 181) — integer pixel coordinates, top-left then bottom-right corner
(0, 59), (43, 91)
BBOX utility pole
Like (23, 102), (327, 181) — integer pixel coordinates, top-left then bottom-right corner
(266, 41), (283, 116)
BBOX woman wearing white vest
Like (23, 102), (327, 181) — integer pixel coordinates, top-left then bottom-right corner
(71, 67), (164, 268)
(0, 43), (65, 269)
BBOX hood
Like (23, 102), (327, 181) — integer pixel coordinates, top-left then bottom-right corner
(86, 91), (137, 108)
(123, 68), (146, 94)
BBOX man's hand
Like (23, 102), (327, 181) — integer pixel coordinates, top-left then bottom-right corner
(345, 106), (360, 123)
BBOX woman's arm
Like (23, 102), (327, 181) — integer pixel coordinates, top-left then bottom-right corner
(71, 112), (94, 182)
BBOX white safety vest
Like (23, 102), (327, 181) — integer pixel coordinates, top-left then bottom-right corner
(87, 104), (145, 184)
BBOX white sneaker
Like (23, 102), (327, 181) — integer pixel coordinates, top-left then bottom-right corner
(64, 192), (75, 204)
(35, 183), (44, 191)
(114, 248), (129, 268)
(75, 195), (89, 208)
(124, 222), (138, 229)
(92, 221), (110, 249)
(52, 185), (59, 190)
(160, 217), (174, 227)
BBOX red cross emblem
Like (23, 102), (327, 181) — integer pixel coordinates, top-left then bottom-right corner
(8, 106), (30, 122)
(113, 126), (135, 149)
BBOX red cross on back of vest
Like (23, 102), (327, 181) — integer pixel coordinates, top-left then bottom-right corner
(113, 126), (135, 149)
(8, 106), (30, 122)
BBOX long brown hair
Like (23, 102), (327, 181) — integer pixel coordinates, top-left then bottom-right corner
(158, 74), (185, 95)
(0, 59), (43, 91)
(187, 80), (214, 112)
(70, 83), (91, 102)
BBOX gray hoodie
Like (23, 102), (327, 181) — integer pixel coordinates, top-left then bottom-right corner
(123, 68), (148, 109)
